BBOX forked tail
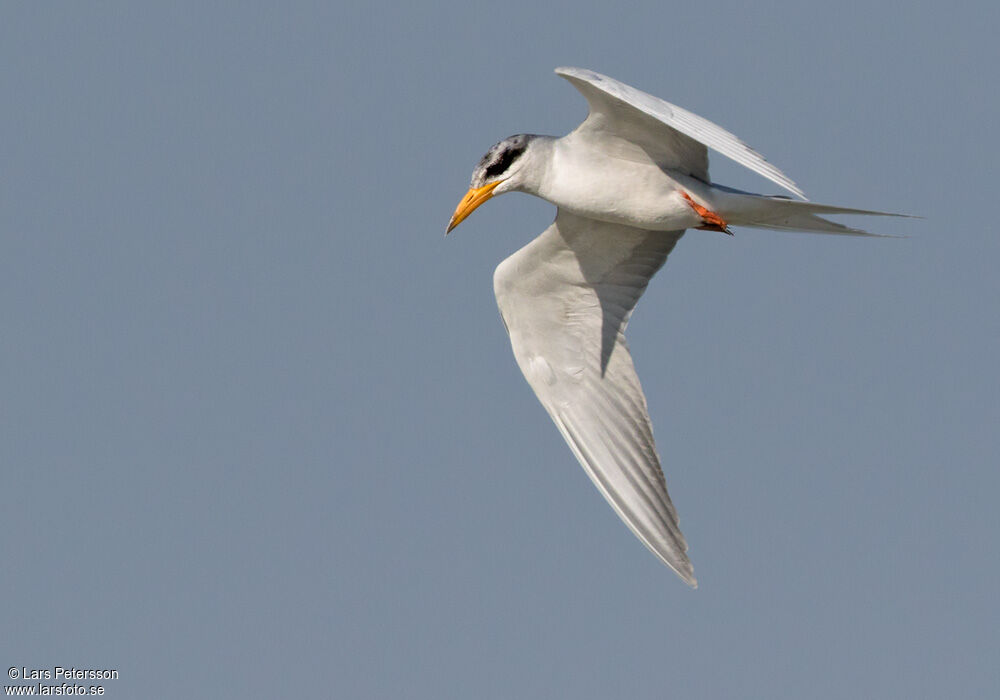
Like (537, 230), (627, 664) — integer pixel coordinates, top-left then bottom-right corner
(714, 186), (911, 237)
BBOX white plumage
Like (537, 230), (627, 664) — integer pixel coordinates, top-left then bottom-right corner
(448, 67), (905, 586)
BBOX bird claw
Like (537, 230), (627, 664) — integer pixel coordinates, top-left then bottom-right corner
(681, 191), (732, 235)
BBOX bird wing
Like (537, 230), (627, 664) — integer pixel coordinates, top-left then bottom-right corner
(493, 209), (694, 585)
(555, 66), (806, 200)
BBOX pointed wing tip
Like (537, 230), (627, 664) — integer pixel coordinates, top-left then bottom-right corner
(788, 184), (808, 200)
(766, 178), (808, 201)
(763, 173), (807, 200)
(659, 552), (697, 587)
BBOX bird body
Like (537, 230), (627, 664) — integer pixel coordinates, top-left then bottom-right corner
(529, 136), (708, 231)
(448, 67), (906, 586)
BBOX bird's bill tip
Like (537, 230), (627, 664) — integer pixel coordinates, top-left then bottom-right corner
(446, 181), (502, 233)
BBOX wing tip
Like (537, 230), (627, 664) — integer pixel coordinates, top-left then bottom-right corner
(784, 181), (808, 201)
(652, 546), (698, 588)
(675, 564), (698, 588)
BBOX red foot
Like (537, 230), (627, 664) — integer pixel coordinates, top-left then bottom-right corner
(681, 191), (732, 235)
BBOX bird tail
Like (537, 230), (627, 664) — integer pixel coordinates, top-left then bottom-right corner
(715, 187), (911, 237)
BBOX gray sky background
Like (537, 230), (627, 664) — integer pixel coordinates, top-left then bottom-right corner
(2, 2), (997, 698)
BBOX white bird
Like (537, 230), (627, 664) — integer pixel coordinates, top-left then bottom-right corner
(448, 67), (904, 587)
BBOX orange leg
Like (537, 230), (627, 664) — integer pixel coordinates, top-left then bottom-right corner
(680, 191), (732, 235)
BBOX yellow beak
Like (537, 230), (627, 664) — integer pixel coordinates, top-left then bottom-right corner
(446, 180), (503, 233)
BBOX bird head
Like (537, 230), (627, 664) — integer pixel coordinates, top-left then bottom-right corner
(447, 134), (539, 233)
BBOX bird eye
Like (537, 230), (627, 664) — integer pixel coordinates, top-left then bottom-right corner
(484, 146), (523, 180)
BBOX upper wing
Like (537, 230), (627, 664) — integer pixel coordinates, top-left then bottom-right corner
(493, 209), (695, 586)
(556, 66), (807, 200)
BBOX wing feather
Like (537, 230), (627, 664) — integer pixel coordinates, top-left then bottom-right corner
(556, 66), (807, 200)
(494, 210), (695, 585)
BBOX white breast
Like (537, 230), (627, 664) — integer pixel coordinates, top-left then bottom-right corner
(538, 136), (702, 231)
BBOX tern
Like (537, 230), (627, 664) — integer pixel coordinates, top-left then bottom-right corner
(447, 67), (904, 586)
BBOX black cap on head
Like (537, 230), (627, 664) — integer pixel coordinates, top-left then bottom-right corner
(473, 134), (534, 185)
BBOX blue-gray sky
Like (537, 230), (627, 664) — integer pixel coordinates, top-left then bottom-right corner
(2, 2), (997, 698)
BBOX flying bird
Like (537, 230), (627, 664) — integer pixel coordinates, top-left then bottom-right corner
(447, 67), (904, 586)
